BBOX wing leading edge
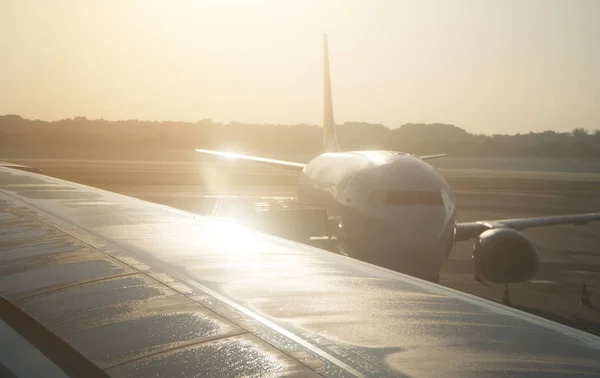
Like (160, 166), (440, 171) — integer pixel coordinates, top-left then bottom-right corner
(195, 149), (306, 171)
(195, 149), (448, 168)
(455, 212), (600, 242)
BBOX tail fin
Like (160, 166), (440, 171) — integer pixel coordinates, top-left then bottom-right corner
(323, 34), (341, 153)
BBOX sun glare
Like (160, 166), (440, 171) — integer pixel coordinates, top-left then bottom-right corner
(222, 151), (240, 160)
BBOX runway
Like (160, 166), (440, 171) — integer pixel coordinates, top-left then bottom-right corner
(2, 157), (600, 336)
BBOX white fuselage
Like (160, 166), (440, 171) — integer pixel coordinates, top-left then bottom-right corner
(297, 150), (457, 280)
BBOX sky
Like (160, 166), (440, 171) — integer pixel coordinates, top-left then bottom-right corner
(1, 0), (599, 134)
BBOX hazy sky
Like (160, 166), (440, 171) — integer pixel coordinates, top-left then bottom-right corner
(1, 0), (599, 134)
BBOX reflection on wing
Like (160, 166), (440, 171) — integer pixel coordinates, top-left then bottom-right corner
(455, 213), (600, 241)
(1, 166), (600, 376)
(195, 149), (306, 170)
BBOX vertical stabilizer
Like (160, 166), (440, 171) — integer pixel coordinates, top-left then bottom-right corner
(323, 34), (341, 152)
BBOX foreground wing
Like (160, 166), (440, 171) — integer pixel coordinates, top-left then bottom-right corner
(455, 212), (600, 241)
(1, 166), (600, 376)
(195, 149), (306, 170)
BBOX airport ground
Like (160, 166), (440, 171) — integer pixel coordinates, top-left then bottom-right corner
(2, 157), (600, 337)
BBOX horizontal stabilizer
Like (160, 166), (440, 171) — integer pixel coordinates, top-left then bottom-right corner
(418, 154), (448, 161)
(195, 149), (306, 170)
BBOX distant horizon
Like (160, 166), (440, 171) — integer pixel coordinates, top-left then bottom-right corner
(2, 113), (599, 160)
(2, 1), (599, 134)
(2, 113), (598, 137)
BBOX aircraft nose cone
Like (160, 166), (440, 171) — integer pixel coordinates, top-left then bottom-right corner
(341, 206), (451, 281)
(389, 207), (449, 243)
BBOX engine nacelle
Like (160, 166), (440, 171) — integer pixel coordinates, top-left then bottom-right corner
(472, 228), (539, 284)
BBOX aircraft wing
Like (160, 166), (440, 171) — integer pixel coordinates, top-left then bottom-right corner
(1, 166), (600, 377)
(455, 213), (600, 242)
(195, 149), (306, 170)
(0, 160), (42, 173)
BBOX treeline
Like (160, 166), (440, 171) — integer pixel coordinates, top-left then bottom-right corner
(1, 115), (600, 159)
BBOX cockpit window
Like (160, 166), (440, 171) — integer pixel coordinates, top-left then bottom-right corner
(386, 191), (444, 206)
(367, 190), (451, 208)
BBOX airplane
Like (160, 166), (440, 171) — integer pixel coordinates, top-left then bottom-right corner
(195, 34), (600, 284)
(2, 151), (600, 377)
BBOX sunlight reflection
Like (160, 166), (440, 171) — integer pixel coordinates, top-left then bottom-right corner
(360, 150), (393, 165)
(183, 214), (325, 284)
(220, 150), (240, 160)
(202, 218), (272, 272)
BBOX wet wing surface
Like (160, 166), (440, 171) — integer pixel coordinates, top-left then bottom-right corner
(0, 180), (327, 376)
(1, 167), (600, 377)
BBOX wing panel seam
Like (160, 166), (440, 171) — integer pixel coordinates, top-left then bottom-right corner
(14, 272), (139, 302)
(102, 332), (250, 371)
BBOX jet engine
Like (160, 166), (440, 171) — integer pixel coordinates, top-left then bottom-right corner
(472, 228), (539, 284)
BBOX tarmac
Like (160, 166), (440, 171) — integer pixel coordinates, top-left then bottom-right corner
(2, 157), (600, 336)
